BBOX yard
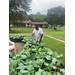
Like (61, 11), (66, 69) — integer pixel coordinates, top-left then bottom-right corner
(46, 32), (65, 41)
(9, 28), (65, 33)
(9, 28), (65, 64)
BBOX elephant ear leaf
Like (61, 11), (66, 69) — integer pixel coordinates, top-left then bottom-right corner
(57, 54), (63, 59)
(21, 55), (27, 59)
(52, 58), (57, 64)
(45, 55), (51, 60)
(35, 71), (41, 75)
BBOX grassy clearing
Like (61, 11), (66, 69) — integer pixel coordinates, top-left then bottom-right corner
(43, 28), (65, 33)
(42, 35), (65, 64)
(9, 28), (34, 33)
(46, 32), (65, 41)
(9, 28), (65, 34)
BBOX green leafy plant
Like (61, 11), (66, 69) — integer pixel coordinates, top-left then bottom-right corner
(9, 42), (12, 46)
(9, 35), (65, 75)
(10, 35), (25, 39)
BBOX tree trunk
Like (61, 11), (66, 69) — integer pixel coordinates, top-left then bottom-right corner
(54, 25), (57, 30)
(51, 25), (53, 28)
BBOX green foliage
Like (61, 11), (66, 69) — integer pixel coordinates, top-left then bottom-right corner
(28, 12), (46, 22)
(9, 0), (32, 30)
(47, 6), (65, 29)
(9, 42), (12, 56)
(9, 51), (12, 56)
(9, 35), (65, 75)
(9, 43), (11, 46)
(10, 35), (25, 39)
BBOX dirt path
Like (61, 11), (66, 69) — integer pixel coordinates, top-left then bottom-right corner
(44, 34), (65, 43)
(9, 42), (24, 57)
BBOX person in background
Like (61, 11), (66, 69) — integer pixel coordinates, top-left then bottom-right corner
(31, 25), (43, 43)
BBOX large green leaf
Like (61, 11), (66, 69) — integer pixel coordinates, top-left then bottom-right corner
(35, 72), (41, 75)
(60, 69), (65, 75)
(53, 51), (59, 58)
(39, 68), (44, 73)
(47, 49), (53, 55)
(37, 59), (44, 64)
(21, 55), (27, 59)
(27, 65), (34, 71)
(52, 58), (57, 64)
(44, 62), (49, 66)
(20, 69), (29, 74)
(46, 55), (51, 60)
(56, 72), (61, 75)
(42, 71), (52, 75)
(57, 54), (63, 59)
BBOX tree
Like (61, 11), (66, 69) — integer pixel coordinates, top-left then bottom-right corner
(47, 6), (65, 30)
(9, 0), (32, 30)
(28, 12), (47, 22)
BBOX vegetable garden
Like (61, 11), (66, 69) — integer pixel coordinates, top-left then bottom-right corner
(9, 35), (65, 75)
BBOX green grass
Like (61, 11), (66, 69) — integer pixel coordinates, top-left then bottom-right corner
(42, 35), (65, 64)
(9, 28), (65, 34)
(43, 28), (65, 33)
(46, 32), (65, 41)
(9, 28), (34, 33)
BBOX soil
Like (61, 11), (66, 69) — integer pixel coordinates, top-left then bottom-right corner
(9, 42), (24, 57)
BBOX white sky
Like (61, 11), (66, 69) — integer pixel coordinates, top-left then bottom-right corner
(28, 0), (65, 14)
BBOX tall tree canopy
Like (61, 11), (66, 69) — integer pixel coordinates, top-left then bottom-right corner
(9, 0), (32, 30)
(47, 6), (65, 30)
(28, 12), (46, 22)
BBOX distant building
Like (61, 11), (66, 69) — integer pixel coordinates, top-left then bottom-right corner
(12, 20), (48, 28)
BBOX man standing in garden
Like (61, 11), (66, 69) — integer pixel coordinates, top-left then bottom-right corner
(31, 25), (43, 43)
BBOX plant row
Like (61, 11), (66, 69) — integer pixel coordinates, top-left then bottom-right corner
(9, 35), (65, 75)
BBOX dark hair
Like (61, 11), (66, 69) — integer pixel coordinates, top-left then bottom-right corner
(35, 25), (39, 28)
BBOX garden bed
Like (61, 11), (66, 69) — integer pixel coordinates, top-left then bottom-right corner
(10, 35), (25, 42)
(9, 35), (65, 75)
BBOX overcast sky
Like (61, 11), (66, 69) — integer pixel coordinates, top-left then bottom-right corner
(28, 0), (65, 14)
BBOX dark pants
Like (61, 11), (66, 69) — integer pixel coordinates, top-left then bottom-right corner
(36, 40), (42, 43)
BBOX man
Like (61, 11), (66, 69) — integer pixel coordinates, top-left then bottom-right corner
(31, 25), (43, 42)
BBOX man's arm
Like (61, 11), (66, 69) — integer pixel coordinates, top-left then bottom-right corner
(31, 33), (34, 39)
(39, 28), (43, 42)
(31, 29), (35, 39)
(40, 34), (43, 42)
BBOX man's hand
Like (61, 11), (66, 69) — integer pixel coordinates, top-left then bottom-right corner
(39, 34), (43, 42)
(39, 38), (41, 42)
(31, 33), (34, 39)
(31, 36), (33, 39)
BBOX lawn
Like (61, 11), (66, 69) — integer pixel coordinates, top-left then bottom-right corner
(46, 32), (65, 41)
(9, 28), (34, 33)
(42, 35), (65, 64)
(9, 28), (65, 34)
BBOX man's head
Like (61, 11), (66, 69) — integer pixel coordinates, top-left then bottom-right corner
(35, 25), (39, 30)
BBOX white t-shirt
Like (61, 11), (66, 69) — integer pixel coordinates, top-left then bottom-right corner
(33, 28), (43, 41)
